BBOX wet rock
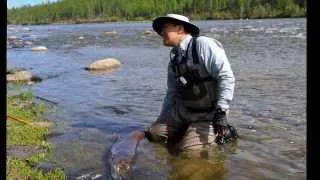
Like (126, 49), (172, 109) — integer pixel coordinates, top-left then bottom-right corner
(31, 46), (48, 51)
(104, 31), (119, 36)
(10, 98), (34, 109)
(24, 41), (33, 45)
(12, 42), (25, 48)
(32, 121), (55, 128)
(7, 145), (42, 159)
(7, 70), (42, 83)
(91, 174), (103, 179)
(22, 34), (31, 38)
(75, 171), (100, 180)
(143, 29), (156, 36)
(85, 58), (121, 71)
(34, 162), (63, 173)
(7, 67), (26, 74)
(8, 36), (18, 40)
(7, 38), (25, 48)
(87, 68), (118, 75)
(22, 27), (32, 31)
(7, 36), (35, 48)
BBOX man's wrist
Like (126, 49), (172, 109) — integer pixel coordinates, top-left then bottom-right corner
(216, 101), (229, 112)
(214, 107), (228, 126)
(216, 107), (226, 114)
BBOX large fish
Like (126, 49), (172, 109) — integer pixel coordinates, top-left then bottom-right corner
(108, 131), (145, 180)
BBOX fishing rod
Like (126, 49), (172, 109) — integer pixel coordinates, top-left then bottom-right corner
(7, 114), (40, 128)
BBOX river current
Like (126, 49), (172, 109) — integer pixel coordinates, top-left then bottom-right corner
(7, 18), (306, 180)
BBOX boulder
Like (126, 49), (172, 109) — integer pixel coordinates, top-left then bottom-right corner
(85, 58), (121, 71)
(7, 70), (42, 82)
(31, 46), (48, 51)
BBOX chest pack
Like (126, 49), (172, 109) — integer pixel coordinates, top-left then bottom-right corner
(171, 37), (215, 85)
(169, 37), (217, 110)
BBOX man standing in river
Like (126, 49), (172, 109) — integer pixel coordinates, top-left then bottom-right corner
(109, 13), (239, 178)
(143, 13), (238, 153)
(112, 14), (238, 157)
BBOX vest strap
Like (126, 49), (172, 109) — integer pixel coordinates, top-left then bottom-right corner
(192, 37), (199, 64)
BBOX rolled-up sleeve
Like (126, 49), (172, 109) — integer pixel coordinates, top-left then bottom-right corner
(196, 37), (235, 110)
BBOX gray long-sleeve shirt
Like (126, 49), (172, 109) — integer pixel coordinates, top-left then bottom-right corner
(161, 34), (235, 114)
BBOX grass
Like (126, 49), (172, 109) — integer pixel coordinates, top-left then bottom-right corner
(7, 157), (66, 180)
(7, 88), (67, 179)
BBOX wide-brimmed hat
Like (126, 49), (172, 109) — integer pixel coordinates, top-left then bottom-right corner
(152, 14), (199, 36)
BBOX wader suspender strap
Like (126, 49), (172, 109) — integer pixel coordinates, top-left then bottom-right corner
(192, 37), (199, 64)
(189, 37), (214, 83)
(172, 38), (194, 75)
(170, 37), (215, 84)
(170, 52), (179, 74)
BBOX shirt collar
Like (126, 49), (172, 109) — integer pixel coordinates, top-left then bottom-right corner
(179, 34), (192, 52)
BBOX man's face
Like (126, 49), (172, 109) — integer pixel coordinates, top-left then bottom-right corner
(160, 22), (185, 47)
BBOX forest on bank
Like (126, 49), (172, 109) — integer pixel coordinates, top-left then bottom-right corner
(7, 0), (306, 25)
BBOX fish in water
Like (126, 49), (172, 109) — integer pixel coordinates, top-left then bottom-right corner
(108, 131), (145, 180)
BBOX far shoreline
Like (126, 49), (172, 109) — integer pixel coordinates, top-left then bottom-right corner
(7, 16), (306, 26)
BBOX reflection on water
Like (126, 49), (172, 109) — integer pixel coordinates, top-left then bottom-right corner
(168, 157), (225, 180)
(7, 18), (306, 179)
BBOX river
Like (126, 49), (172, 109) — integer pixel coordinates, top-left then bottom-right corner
(7, 18), (306, 180)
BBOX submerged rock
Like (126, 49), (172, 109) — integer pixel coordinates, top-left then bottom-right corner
(85, 58), (121, 71)
(7, 38), (24, 48)
(7, 145), (42, 159)
(31, 46), (48, 51)
(33, 162), (63, 173)
(7, 36), (34, 48)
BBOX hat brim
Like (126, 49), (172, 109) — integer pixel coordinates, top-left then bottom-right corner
(152, 16), (199, 37)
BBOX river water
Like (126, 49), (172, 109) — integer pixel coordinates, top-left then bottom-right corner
(7, 18), (306, 180)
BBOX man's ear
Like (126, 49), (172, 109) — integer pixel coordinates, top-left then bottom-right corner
(177, 24), (185, 34)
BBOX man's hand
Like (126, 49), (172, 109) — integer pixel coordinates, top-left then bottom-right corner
(213, 108), (238, 144)
(213, 108), (228, 126)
